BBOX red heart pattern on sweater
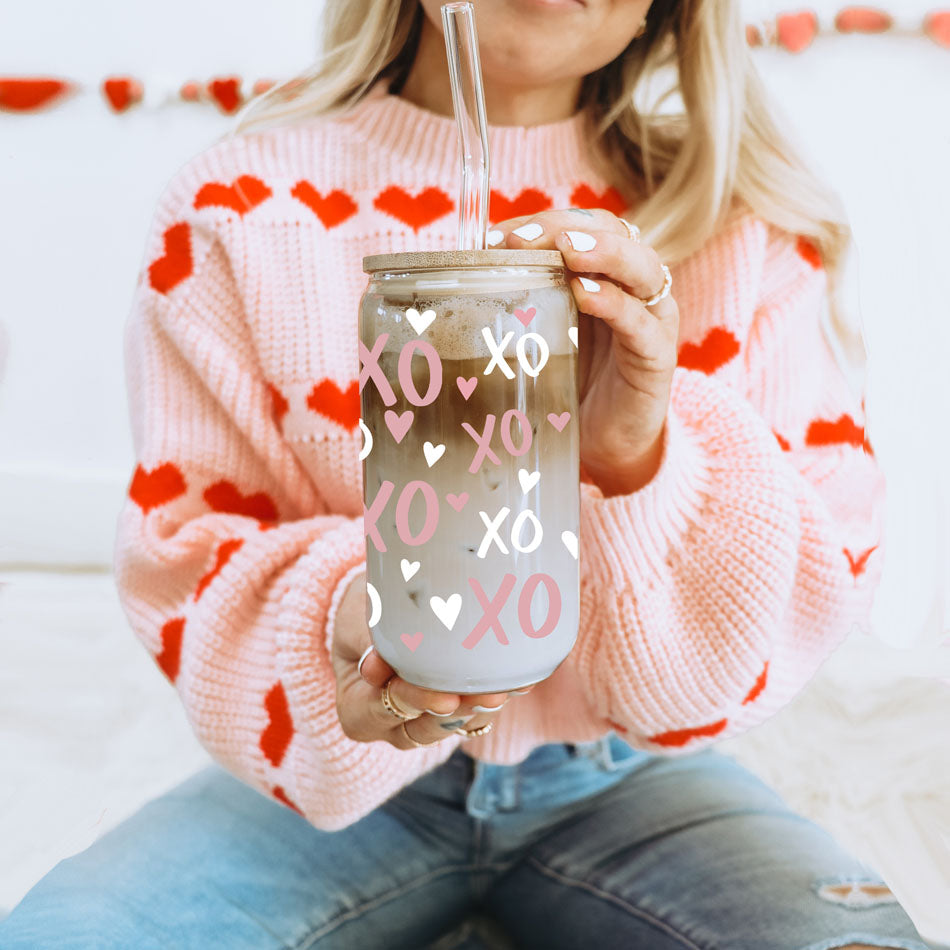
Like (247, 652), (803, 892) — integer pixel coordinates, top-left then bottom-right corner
(204, 481), (279, 522)
(260, 681), (294, 767)
(194, 538), (244, 600)
(569, 184), (627, 216)
(742, 661), (769, 705)
(805, 414), (865, 450)
(773, 431), (791, 452)
(648, 717), (728, 748)
(267, 382), (289, 428)
(148, 222), (193, 295)
(374, 186), (454, 231)
(155, 617), (185, 683)
(307, 378), (360, 431)
(291, 181), (358, 229)
(844, 545), (878, 579)
(129, 461), (187, 513)
(777, 11), (818, 52)
(677, 327), (740, 374)
(489, 188), (553, 223)
(194, 175), (273, 216)
(796, 235), (823, 269)
(272, 786), (303, 815)
(925, 11), (950, 48)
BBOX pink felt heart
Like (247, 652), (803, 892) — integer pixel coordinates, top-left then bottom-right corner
(514, 307), (536, 327)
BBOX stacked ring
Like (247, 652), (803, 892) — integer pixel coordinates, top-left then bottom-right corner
(454, 721), (494, 738)
(620, 218), (641, 243)
(380, 678), (417, 721)
(642, 264), (673, 307)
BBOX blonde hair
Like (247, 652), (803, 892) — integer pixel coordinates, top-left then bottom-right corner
(232, 0), (866, 379)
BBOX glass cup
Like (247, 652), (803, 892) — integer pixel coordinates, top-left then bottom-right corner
(359, 249), (579, 693)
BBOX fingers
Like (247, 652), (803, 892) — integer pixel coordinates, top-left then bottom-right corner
(554, 229), (667, 306)
(567, 272), (675, 365)
(489, 207), (626, 247)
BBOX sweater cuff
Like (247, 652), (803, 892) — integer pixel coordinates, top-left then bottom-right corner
(275, 517), (366, 733)
(325, 560), (369, 657)
(580, 373), (713, 588)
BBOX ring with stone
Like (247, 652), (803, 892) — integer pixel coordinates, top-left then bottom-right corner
(619, 218), (641, 243)
(380, 678), (418, 721)
(641, 264), (673, 307)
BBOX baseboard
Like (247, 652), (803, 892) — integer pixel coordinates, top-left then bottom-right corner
(0, 465), (129, 568)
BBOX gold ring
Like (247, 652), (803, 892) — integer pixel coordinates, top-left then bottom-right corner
(641, 264), (672, 307)
(380, 679), (417, 721)
(620, 218), (641, 243)
(453, 721), (494, 738)
(401, 720), (440, 747)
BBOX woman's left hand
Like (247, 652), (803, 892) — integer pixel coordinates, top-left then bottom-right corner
(494, 208), (680, 495)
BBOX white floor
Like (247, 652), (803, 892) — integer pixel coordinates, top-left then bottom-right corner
(1, 569), (949, 944)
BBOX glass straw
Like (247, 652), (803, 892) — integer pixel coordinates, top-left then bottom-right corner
(441, 2), (490, 251)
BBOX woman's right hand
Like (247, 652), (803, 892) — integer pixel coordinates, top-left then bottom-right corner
(329, 570), (533, 750)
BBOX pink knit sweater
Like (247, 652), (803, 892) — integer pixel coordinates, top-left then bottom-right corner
(114, 81), (885, 830)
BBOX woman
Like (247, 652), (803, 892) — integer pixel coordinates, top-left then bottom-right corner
(0, 0), (928, 947)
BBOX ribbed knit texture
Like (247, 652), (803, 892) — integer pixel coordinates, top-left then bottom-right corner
(114, 80), (886, 830)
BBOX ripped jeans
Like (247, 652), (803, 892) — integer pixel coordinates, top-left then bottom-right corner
(0, 735), (932, 950)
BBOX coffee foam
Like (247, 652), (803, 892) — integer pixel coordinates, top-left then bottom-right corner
(375, 285), (574, 361)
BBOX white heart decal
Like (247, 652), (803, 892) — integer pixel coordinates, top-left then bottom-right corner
(406, 307), (436, 335)
(401, 558), (420, 582)
(430, 593), (463, 631)
(568, 326), (578, 348)
(561, 531), (579, 560)
(366, 581), (382, 626)
(423, 441), (446, 467)
(518, 468), (541, 493)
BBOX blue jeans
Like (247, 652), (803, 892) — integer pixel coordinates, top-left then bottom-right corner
(0, 735), (930, 949)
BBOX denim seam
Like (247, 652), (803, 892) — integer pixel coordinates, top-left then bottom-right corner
(294, 861), (512, 950)
(524, 856), (707, 950)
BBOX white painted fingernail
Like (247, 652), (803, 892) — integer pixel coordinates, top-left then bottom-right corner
(357, 645), (374, 677)
(486, 229), (504, 247)
(509, 689), (531, 696)
(578, 277), (601, 293)
(472, 703), (506, 713)
(564, 230), (596, 251)
(512, 222), (543, 241)
(424, 708), (458, 717)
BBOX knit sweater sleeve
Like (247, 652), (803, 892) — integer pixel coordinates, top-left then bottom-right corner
(113, 166), (458, 832)
(569, 223), (885, 753)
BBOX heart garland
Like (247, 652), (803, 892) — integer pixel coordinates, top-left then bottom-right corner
(4, 15), (949, 114)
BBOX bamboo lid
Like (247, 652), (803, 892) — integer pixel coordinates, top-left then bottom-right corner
(363, 249), (565, 273)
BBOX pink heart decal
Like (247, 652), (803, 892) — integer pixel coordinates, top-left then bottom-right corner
(446, 492), (469, 512)
(401, 632), (424, 652)
(547, 411), (571, 432)
(457, 376), (477, 400)
(385, 409), (414, 443)
(514, 307), (536, 327)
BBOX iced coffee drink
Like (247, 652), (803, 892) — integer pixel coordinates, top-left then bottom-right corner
(359, 250), (579, 694)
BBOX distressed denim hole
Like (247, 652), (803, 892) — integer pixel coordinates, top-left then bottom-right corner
(814, 875), (898, 909)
